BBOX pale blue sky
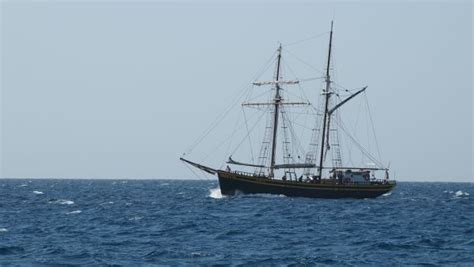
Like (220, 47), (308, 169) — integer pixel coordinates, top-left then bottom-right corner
(1, 1), (472, 181)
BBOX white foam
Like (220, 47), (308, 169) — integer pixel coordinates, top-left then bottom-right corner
(191, 251), (209, 257)
(129, 216), (143, 221)
(33, 191), (44, 195)
(50, 199), (74, 205)
(66, 210), (82, 215)
(382, 192), (392, 197)
(19, 184), (28, 187)
(60, 200), (74, 205)
(0, 228), (7, 232)
(454, 190), (469, 197)
(209, 187), (224, 199)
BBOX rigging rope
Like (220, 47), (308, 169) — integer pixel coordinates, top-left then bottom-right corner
(282, 48), (325, 76)
(183, 50), (278, 156)
(199, 106), (261, 163)
(182, 161), (211, 181)
(364, 92), (383, 164)
(230, 109), (268, 157)
(281, 58), (313, 104)
(242, 108), (255, 164)
(282, 107), (306, 158)
(283, 31), (329, 47)
(336, 119), (383, 168)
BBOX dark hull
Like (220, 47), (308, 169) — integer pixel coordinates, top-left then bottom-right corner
(218, 171), (396, 199)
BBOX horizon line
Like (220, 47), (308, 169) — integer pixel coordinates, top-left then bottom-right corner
(0, 177), (472, 183)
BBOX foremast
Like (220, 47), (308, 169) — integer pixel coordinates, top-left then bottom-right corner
(246, 45), (306, 178)
(318, 21), (334, 179)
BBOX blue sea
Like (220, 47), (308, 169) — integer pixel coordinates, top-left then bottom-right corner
(0, 179), (472, 266)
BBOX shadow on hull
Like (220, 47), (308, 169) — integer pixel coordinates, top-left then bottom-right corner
(218, 171), (396, 199)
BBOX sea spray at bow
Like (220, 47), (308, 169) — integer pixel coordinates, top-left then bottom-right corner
(209, 187), (224, 199)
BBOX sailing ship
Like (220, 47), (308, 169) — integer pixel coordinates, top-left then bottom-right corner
(181, 21), (396, 198)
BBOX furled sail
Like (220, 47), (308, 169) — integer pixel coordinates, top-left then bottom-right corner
(227, 157), (265, 168)
(273, 163), (316, 169)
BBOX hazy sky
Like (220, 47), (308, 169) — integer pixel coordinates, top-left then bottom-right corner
(1, 1), (472, 181)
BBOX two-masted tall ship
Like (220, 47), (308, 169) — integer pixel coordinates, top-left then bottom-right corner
(181, 21), (396, 198)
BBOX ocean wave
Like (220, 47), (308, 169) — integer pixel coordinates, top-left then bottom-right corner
(1, 180), (473, 265)
(190, 251), (211, 257)
(129, 216), (143, 221)
(382, 192), (392, 197)
(443, 190), (469, 198)
(66, 210), (82, 215)
(0, 246), (24, 255)
(49, 199), (74, 205)
(454, 190), (469, 197)
(33, 191), (44, 195)
(100, 201), (114, 206)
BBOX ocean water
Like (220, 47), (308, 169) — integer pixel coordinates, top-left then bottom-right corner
(0, 179), (472, 266)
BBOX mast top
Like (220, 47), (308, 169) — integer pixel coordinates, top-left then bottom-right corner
(253, 44), (300, 87)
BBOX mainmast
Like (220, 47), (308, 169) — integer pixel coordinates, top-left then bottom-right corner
(318, 21), (334, 179)
(269, 44), (283, 178)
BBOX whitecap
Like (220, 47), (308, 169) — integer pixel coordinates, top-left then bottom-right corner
(19, 184), (28, 187)
(50, 199), (74, 205)
(191, 251), (209, 257)
(66, 210), (82, 215)
(60, 200), (74, 205)
(0, 228), (7, 232)
(454, 190), (469, 197)
(129, 216), (143, 221)
(33, 191), (44, 195)
(382, 192), (392, 197)
(209, 187), (225, 199)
